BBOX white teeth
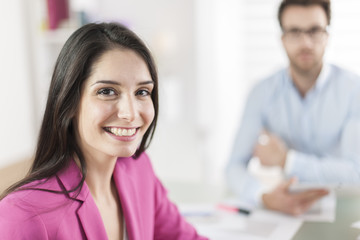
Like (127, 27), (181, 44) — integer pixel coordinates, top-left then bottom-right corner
(122, 129), (127, 135)
(109, 127), (136, 136)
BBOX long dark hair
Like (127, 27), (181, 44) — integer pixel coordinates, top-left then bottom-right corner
(1, 22), (159, 199)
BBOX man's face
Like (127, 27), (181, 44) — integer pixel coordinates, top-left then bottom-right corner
(281, 5), (329, 73)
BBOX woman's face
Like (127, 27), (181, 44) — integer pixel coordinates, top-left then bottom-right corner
(75, 48), (155, 161)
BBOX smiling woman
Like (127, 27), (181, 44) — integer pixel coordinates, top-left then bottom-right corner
(0, 22), (208, 240)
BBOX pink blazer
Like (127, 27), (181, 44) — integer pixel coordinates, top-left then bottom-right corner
(0, 153), (208, 240)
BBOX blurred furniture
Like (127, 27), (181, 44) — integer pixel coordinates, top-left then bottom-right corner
(293, 190), (360, 240)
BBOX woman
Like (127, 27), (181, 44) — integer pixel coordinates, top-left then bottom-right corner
(0, 22), (207, 240)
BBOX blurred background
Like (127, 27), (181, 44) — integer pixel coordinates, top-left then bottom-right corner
(1, 0), (360, 194)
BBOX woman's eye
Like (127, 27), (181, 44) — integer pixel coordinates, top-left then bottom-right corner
(136, 89), (151, 97)
(97, 88), (116, 96)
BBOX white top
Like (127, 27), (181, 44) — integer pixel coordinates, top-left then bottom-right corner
(123, 216), (128, 240)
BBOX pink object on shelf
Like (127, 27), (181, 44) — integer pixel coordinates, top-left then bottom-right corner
(47, 0), (69, 30)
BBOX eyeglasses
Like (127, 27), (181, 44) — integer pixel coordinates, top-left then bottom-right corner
(283, 26), (328, 42)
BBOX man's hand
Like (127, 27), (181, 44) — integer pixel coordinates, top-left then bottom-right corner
(262, 178), (329, 216)
(254, 130), (288, 168)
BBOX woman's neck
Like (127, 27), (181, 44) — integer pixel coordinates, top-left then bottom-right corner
(83, 155), (118, 201)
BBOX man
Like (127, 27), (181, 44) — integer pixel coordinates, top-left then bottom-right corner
(226, 0), (360, 215)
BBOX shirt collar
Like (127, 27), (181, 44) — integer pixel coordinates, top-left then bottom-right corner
(314, 63), (330, 91)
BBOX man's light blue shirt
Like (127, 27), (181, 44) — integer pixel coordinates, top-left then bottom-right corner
(226, 63), (360, 205)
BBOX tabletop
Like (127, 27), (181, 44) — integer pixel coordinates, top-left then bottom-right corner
(166, 181), (360, 240)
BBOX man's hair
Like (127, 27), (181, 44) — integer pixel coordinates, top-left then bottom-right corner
(278, 0), (331, 28)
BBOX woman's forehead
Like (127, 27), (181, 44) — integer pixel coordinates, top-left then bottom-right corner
(85, 49), (152, 86)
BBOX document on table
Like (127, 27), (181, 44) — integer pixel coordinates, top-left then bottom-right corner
(180, 185), (335, 240)
(180, 204), (303, 240)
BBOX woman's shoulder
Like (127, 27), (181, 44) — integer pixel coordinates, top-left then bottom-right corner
(0, 193), (48, 239)
(0, 189), (39, 222)
(0, 177), (79, 238)
(0, 177), (73, 219)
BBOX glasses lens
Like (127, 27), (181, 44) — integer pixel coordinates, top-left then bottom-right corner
(309, 27), (327, 41)
(283, 27), (327, 42)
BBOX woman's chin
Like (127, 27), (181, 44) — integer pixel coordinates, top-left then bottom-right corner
(113, 148), (138, 158)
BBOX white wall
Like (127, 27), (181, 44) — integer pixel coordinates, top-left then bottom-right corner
(195, 0), (245, 186)
(0, 0), (36, 168)
(326, 0), (360, 74)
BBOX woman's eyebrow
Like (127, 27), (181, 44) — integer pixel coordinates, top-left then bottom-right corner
(138, 80), (154, 86)
(91, 80), (120, 86)
(91, 80), (154, 86)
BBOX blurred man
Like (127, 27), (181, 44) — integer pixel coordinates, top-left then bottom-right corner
(226, 0), (360, 215)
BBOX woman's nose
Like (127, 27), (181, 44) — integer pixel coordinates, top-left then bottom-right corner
(117, 94), (136, 121)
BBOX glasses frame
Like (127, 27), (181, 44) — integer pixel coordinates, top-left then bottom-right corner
(282, 26), (329, 42)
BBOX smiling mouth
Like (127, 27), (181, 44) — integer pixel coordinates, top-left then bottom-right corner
(104, 127), (137, 137)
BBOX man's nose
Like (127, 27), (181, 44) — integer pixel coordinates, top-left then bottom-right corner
(298, 33), (314, 47)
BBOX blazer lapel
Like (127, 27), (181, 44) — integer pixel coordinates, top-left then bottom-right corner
(76, 191), (108, 240)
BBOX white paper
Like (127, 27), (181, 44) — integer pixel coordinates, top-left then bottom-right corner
(351, 220), (360, 239)
(352, 221), (360, 229)
(249, 209), (303, 240)
(181, 204), (303, 240)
